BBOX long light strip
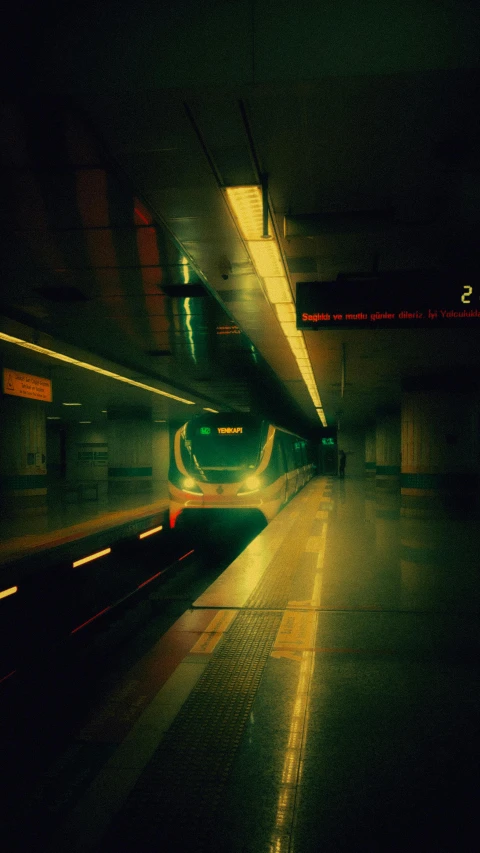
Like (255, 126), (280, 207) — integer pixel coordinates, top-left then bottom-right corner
(138, 525), (163, 540)
(225, 186), (327, 426)
(72, 547), (111, 568)
(0, 585), (18, 601)
(0, 333), (196, 405)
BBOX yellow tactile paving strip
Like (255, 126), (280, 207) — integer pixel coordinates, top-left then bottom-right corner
(193, 478), (326, 610)
(190, 609), (239, 654)
(51, 478), (334, 852)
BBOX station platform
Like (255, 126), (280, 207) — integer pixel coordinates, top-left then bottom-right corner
(0, 490), (169, 579)
(13, 476), (480, 852)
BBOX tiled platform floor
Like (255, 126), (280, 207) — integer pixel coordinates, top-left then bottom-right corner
(13, 476), (480, 852)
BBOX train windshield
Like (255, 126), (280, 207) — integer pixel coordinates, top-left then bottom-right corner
(190, 420), (262, 471)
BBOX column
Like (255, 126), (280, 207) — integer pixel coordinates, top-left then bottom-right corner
(365, 426), (376, 481)
(65, 423), (108, 500)
(375, 411), (401, 495)
(401, 387), (478, 519)
(0, 395), (47, 514)
(107, 407), (153, 495)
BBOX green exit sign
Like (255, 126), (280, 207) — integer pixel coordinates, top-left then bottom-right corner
(322, 437), (335, 446)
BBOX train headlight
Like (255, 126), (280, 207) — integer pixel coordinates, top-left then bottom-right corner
(237, 475), (261, 494)
(182, 477), (202, 494)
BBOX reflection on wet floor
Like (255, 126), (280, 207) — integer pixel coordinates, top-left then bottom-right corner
(0, 488), (169, 565)
(3, 476), (479, 853)
(209, 477), (479, 853)
(329, 478), (479, 614)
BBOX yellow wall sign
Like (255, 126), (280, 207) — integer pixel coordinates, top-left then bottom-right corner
(2, 368), (52, 402)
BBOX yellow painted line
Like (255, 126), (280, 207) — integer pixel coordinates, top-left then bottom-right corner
(316, 529), (327, 569)
(272, 610), (317, 661)
(305, 536), (323, 552)
(189, 609), (238, 655)
(316, 510), (328, 519)
(311, 572), (322, 607)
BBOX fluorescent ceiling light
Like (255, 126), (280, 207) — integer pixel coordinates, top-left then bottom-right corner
(263, 277), (293, 304)
(203, 407), (219, 413)
(225, 186), (327, 426)
(287, 338), (308, 359)
(275, 303), (296, 321)
(225, 186), (264, 240)
(247, 240), (284, 278)
(279, 321), (302, 338)
(0, 332), (196, 405)
(79, 420), (91, 424)
(47, 416), (61, 420)
(62, 402), (81, 406)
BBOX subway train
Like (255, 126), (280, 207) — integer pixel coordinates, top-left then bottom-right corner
(169, 412), (316, 530)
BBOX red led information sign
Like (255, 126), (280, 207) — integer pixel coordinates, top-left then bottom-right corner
(296, 275), (480, 329)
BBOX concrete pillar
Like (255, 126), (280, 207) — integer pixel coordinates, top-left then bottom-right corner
(65, 423), (108, 500)
(365, 426), (376, 481)
(107, 407), (153, 495)
(336, 429), (364, 477)
(401, 388), (478, 519)
(0, 395), (47, 514)
(375, 411), (401, 492)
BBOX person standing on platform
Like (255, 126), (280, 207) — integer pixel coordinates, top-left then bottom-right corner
(338, 449), (346, 478)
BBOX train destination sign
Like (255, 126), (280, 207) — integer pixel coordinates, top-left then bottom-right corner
(2, 368), (52, 402)
(198, 426), (244, 435)
(296, 276), (480, 329)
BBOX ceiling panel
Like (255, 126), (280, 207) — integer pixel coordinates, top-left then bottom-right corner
(2, 3), (480, 436)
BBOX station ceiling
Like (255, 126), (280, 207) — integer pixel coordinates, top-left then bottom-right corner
(1, 1), (480, 437)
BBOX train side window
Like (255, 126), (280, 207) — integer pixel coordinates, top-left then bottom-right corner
(293, 440), (301, 468)
(300, 441), (307, 466)
(283, 435), (296, 471)
(271, 433), (285, 478)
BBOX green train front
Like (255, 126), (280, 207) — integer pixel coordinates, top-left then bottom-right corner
(169, 413), (314, 529)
